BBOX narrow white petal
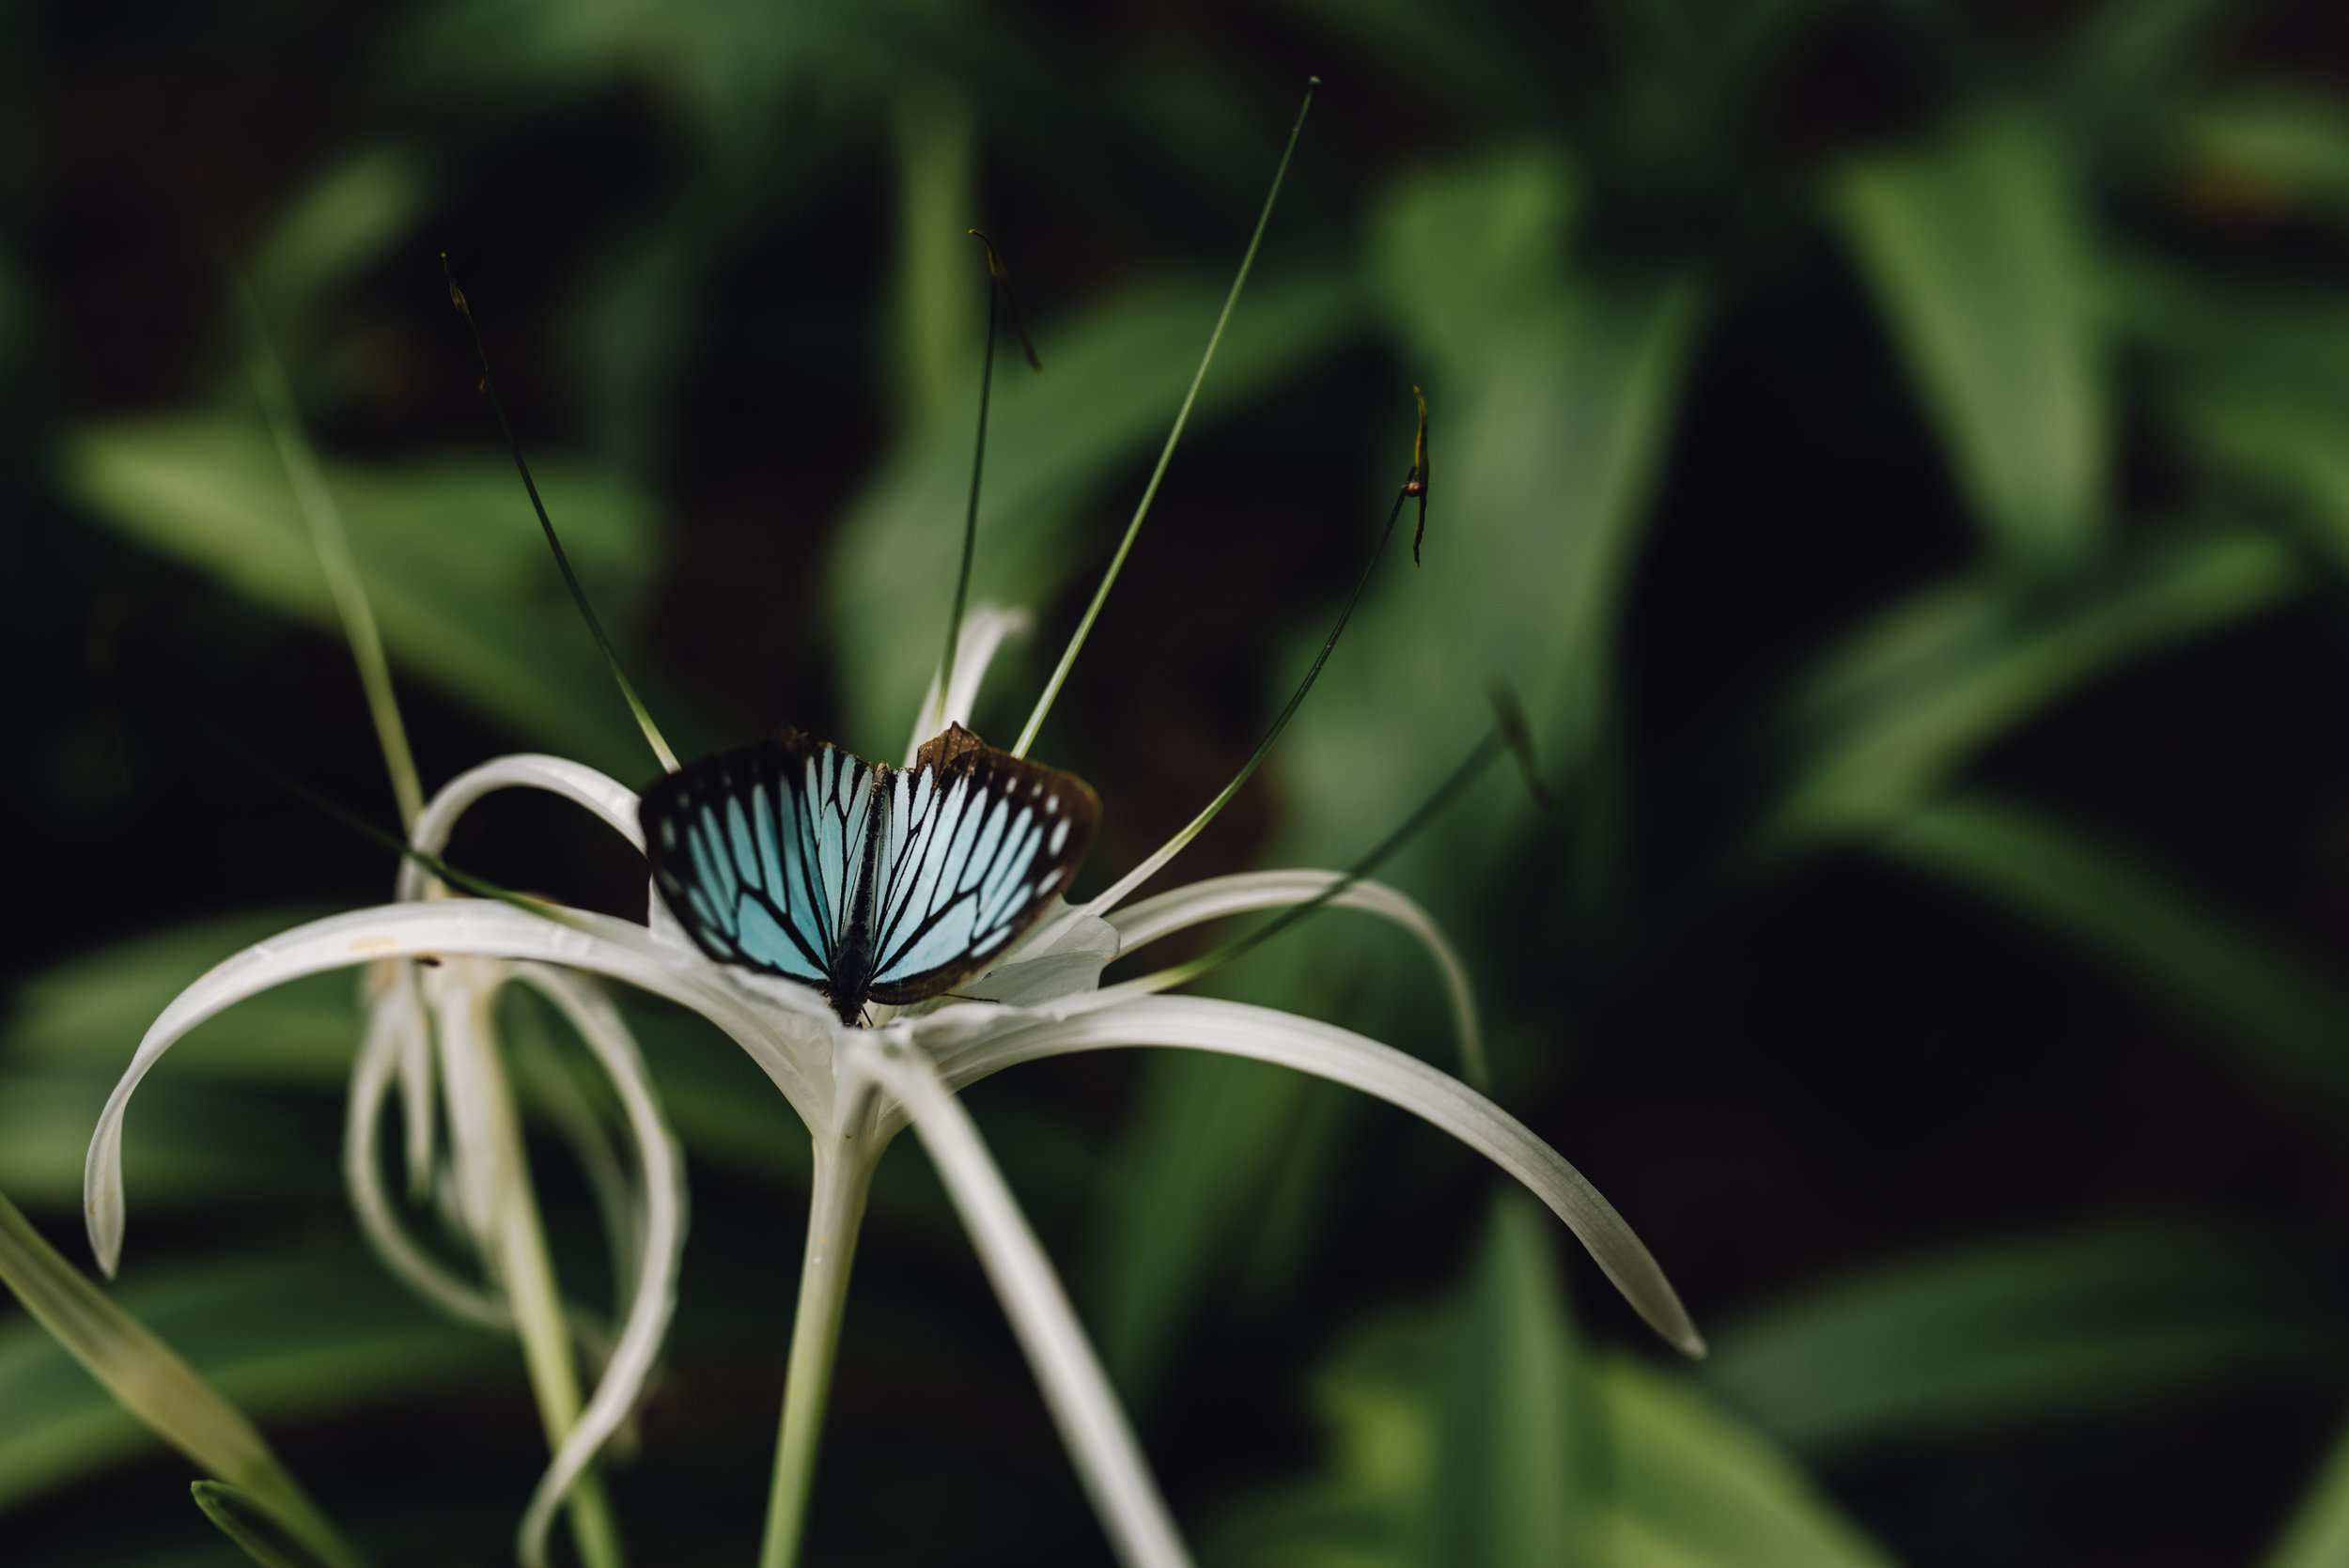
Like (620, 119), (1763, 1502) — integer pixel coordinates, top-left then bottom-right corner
(344, 985), (513, 1330)
(1106, 870), (1485, 1086)
(512, 964), (687, 1568)
(397, 754), (646, 905)
(381, 964), (439, 1191)
(904, 604), (1034, 764)
(920, 996), (1704, 1357)
(428, 958), (510, 1253)
(86, 902), (828, 1275)
(850, 1032), (1190, 1568)
(963, 904), (1122, 1006)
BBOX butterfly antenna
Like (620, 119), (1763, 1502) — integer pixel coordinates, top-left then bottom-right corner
(1010, 76), (1319, 760)
(180, 711), (583, 926)
(231, 272), (425, 829)
(1080, 396), (1426, 917)
(1117, 721), (1510, 999)
(441, 255), (679, 774)
(933, 232), (1040, 736)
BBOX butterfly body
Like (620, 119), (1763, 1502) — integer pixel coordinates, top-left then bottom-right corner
(641, 724), (1098, 1025)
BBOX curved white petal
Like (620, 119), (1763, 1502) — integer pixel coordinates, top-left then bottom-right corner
(512, 964), (687, 1568)
(1106, 870), (1486, 1087)
(383, 964), (439, 1192)
(397, 754), (646, 906)
(428, 958), (512, 1253)
(849, 1032), (1189, 1568)
(918, 995), (1703, 1357)
(905, 604), (1034, 764)
(960, 903), (1122, 1006)
(87, 902), (830, 1274)
(510, 996), (644, 1306)
(344, 980), (514, 1331)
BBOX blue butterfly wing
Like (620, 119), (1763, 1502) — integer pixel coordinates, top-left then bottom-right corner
(641, 733), (879, 987)
(865, 726), (1098, 1003)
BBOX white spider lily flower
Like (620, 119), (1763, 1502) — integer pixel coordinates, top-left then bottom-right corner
(85, 620), (1697, 1568)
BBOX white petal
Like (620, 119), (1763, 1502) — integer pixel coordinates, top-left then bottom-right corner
(86, 902), (828, 1275)
(381, 964), (438, 1191)
(920, 995), (1703, 1357)
(849, 1032), (1190, 1568)
(397, 754), (646, 905)
(904, 604), (1034, 764)
(344, 980), (513, 1330)
(512, 964), (687, 1568)
(1106, 870), (1485, 1087)
(428, 957), (512, 1253)
(963, 903), (1122, 1006)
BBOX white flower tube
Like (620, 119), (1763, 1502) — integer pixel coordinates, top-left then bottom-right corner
(848, 1032), (1189, 1568)
(920, 994), (1703, 1357)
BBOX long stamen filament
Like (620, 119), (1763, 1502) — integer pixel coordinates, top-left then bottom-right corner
(442, 257), (679, 774)
(1090, 723), (1509, 1005)
(231, 277), (425, 829)
(935, 239), (1006, 736)
(1010, 78), (1319, 760)
(1082, 467), (1417, 918)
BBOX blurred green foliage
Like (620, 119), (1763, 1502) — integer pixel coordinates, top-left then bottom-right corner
(12, 0), (2349, 1564)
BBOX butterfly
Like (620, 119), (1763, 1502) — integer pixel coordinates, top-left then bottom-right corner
(640, 723), (1099, 1025)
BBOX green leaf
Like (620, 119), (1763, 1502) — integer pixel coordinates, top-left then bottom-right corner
(1430, 1197), (1592, 1568)
(1206, 1197), (1897, 1568)
(2173, 91), (2349, 226)
(1277, 151), (1702, 887)
(0, 1073), (316, 1210)
(1876, 793), (2349, 1103)
(1603, 1358), (1896, 1568)
(2061, 0), (2242, 147)
(2266, 1412), (2349, 1568)
(246, 147), (430, 363)
(1834, 111), (2107, 567)
(1703, 1228), (2349, 1456)
(2122, 264), (2349, 577)
(0, 1246), (506, 1514)
(0, 1192), (364, 1565)
(65, 416), (663, 775)
(827, 270), (1363, 757)
(6, 910), (357, 1086)
(192, 1480), (340, 1568)
(1088, 1052), (1319, 1409)
(1759, 530), (2301, 852)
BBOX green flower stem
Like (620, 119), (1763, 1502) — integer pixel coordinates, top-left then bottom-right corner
(758, 1133), (882, 1568)
(459, 980), (628, 1568)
